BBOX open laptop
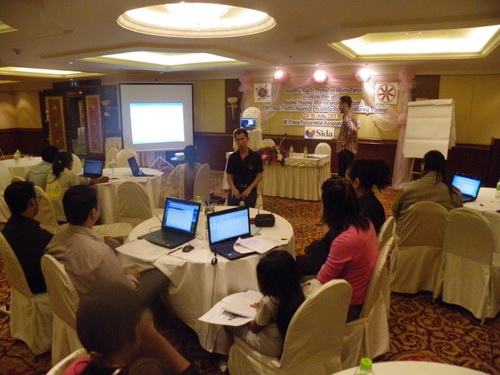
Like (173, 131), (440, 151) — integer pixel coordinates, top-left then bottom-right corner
(207, 206), (252, 260)
(127, 156), (154, 177)
(80, 159), (103, 178)
(451, 173), (482, 203)
(240, 118), (257, 130)
(138, 197), (201, 248)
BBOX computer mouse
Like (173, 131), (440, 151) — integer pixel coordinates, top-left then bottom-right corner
(182, 244), (195, 253)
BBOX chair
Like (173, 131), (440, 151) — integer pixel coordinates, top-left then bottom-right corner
(228, 279), (352, 375)
(106, 146), (119, 166)
(71, 154), (82, 175)
(11, 175), (26, 182)
(34, 185), (59, 232)
(193, 163), (211, 203)
(0, 232), (52, 355)
(117, 181), (154, 227)
(41, 254), (83, 365)
(0, 194), (10, 223)
(46, 347), (87, 375)
(116, 148), (138, 167)
(377, 216), (395, 249)
(262, 138), (275, 147)
(0, 163), (12, 191)
(389, 201), (448, 294)
(341, 237), (394, 368)
(434, 208), (500, 324)
(315, 142), (332, 156)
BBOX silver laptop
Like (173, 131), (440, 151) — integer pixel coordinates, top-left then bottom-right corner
(207, 206), (252, 260)
(451, 173), (482, 203)
(81, 159), (103, 179)
(138, 197), (201, 248)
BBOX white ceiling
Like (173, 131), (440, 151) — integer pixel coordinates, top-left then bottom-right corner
(1, 0), (500, 91)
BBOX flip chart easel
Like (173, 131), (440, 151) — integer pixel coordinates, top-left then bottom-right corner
(402, 99), (456, 180)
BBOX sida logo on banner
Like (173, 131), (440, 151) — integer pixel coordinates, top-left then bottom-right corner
(304, 126), (334, 140)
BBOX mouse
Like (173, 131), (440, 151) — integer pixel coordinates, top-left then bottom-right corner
(182, 244), (195, 253)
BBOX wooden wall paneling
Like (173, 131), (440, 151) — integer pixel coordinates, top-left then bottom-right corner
(194, 132), (234, 171)
(85, 94), (104, 155)
(447, 144), (491, 186)
(45, 96), (67, 151)
(225, 79), (241, 134)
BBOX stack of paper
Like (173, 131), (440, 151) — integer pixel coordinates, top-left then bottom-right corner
(233, 236), (287, 255)
(199, 289), (263, 326)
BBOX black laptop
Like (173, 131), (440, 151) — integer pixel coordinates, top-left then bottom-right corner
(128, 156), (154, 177)
(81, 159), (104, 178)
(138, 197), (201, 248)
(240, 118), (257, 130)
(451, 173), (482, 203)
(207, 206), (252, 260)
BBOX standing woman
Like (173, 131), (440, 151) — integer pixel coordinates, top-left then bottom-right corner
(315, 177), (378, 322)
(46, 151), (80, 221)
(345, 159), (391, 234)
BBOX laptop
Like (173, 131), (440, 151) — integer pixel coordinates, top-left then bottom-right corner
(127, 156), (154, 177)
(207, 206), (252, 260)
(138, 197), (201, 248)
(451, 173), (482, 203)
(80, 159), (103, 179)
(240, 118), (257, 130)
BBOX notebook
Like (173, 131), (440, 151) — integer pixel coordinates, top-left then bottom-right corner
(128, 156), (154, 177)
(81, 159), (103, 178)
(207, 206), (252, 260)
(138, 197), (201, 248)
(240, 118), (257, 130)
(451, 173), (482, 203)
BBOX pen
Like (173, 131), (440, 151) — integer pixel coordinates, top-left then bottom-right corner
(167, 246), (182, 255)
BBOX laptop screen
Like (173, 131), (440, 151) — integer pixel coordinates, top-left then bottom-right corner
(207, 207), (250, 245)
(240, 118), (257, 130)
(451, 173), (482, 198)
(163, 197), (200, 234)
(127, 156), (140, 175)
(83, 159), (103, 176)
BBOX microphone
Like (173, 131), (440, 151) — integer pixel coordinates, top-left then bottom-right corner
(278, 133), (287, 148)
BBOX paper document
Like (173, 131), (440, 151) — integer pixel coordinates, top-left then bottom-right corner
(234, 236), (287, 254)
(198, 289), (263, 326)
(116, 239), (169, 262)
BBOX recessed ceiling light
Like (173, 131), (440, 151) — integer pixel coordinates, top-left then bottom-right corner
(117, 2), (276, 38)
(0, 66), (102, 78)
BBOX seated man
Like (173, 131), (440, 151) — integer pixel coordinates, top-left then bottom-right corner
(46, 185), (169, 326)
(26, 145), (59, 190)
(226, 129), (263, 208)
(2, 181), (53, 294)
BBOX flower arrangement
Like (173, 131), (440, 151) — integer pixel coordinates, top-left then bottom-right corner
(257, 145), (289, 166)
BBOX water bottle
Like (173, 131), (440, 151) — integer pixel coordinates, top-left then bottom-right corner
(13, 149), (21, 163)
(303, 146), (308, 158)
(289, 145), (294, 155)
(353, 358), (374, 375)
(108, 159), (116, 175)
(496, 179), (500, 199)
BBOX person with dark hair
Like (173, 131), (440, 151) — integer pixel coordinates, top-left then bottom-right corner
(226, 128), (263, 208)
(391, 149), (462, 236)
(335, 95), (359, 177)
(312, 177), (378, 322)
(230, 250), (304, 357)
(64, 283), (200, 375)
(346, 159), (391, 233)
(2, 181), (53, 294)
(161, 145), (201, 202)
(26, 145), (59, 190)
(46, 185), (170, 327)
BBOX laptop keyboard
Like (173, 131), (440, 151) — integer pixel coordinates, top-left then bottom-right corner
(214, 242), (236, 255)
(150, 230), (188, 243)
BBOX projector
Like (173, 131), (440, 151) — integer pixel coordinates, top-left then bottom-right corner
(175, 152), (185, 159)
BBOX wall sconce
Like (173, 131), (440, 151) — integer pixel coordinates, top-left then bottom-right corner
(313, 69), (329, 83)
(227, 97), (238, 119)
(101, 100), (111, 119)
(273, 69), (289, 82)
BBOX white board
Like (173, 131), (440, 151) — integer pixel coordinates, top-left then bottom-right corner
(402, 99), (456, 159)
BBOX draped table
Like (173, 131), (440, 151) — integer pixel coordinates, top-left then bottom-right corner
(260, 153), (331, 201)
(333, 361), (488, 375)
(1, 156), (43, 180)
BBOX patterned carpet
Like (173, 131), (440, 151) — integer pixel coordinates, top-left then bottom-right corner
(0, 171), (499, 374)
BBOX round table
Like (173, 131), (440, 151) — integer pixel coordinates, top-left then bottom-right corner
(122, 206), (294, 354)
(333, 361), (488, 375)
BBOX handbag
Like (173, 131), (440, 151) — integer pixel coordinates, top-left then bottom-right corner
(255, 213), (275, 227)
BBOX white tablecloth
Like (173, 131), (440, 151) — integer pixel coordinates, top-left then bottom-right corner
(96, 167), (163, 224)
(1, 157), (43, 179)
(333, 361), (488, 375)
(124, 206), (295, 354)
(261, 153), (331, 201)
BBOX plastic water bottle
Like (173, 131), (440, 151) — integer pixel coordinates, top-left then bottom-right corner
(353, 358), (374, 375)
(303, 146), (308, 158)
(108, 159), (116, 175)
(13, 149), (21, 163)
(496, 179), (500, 199)
(289, 145), (294, 155)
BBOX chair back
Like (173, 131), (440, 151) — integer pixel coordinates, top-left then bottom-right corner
(193, 163), (211, 203)
(0, 163), (11, 191)
(117, 181), (152, 226)
(0, 232), (32, 297)
(0, 194), (11, 223)
(71, 154), (82, 175)
(41, 254), (80, 329)
(377, 216), (395, 248)
(116, 148), (138, 167)
(241, 106), (262, 129)
(262, 138), (275, 147)
(106, 147), (119, 166)
(280, 279), (351, 370)
(314, 142), (332, 156)
(46, 348), (88, 375)
(34, 185), (59, 230)
(398, 201), (448, 247)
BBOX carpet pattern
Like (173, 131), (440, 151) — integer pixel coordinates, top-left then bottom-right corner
(0, 171), (499, 374)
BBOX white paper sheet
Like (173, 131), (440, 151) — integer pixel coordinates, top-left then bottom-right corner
(116, 239), (170, 262)
(234, 235), (287, 254)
